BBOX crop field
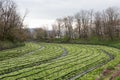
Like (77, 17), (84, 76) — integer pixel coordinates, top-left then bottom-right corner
(0, 42), (120, 80)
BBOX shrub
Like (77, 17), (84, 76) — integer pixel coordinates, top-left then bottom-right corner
(115, 76), (120, 80)
(106, 66), (115, 70)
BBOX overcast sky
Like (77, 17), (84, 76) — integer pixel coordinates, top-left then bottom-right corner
(14, 0), (120, 29)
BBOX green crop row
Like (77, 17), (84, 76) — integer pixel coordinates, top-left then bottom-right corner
(0, 43), (119, 80)
(0, 42), (40, 61)
(0, 43), (111, 80)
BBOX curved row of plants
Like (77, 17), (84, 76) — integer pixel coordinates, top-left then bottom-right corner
(0, 43), (64, 76)
(77, 45), (120, 80)
(0, 44), (109, 80)
(0, 43), (119, 80)
(0, 42), (40, 61)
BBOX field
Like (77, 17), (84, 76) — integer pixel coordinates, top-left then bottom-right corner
(0, 42), (120, 80)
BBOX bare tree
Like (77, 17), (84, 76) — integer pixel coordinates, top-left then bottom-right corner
(62, 16), (73, 40)
(94, 11), (102, 38)
(0, 0), (27, 41)
(80, 10), (90, 39)
(101, 7), (120, 40)
(55, 18), (63, 38)
(51, 24), (57, 38)
(50, 7), (120, 41)
(75, 12), (81, 38)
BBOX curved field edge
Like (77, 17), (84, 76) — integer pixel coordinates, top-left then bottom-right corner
(0, 44), (110, 80)
(77, 45), (120, 80)
(0, 46), (94, 79)
(0, 44), (66, 76)
(0, 42), (40, 61)
(0, 42), (120, 80)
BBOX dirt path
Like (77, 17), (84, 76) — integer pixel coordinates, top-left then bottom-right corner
(50, 46), (68, 62)
(26, 46), (45, 55)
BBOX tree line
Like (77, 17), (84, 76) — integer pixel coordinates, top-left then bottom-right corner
(1, 0), (119, 42)
(0, 0), (28, 42)
(34, 7), (120, 42)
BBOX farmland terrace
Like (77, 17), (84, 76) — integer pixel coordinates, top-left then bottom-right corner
(0, 42), (120, 80)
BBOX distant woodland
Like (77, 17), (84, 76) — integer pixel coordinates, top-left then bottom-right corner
(0, 0), (120, 43)
(34, 7), (120, 42)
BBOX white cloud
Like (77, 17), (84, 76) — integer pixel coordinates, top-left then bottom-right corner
(24, 18), (54, 30)
(14, 0), (120, 28)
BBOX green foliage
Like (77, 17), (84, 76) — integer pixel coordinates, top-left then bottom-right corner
(0, 41), (25, 50)
(115, 76), (120, 80)
(106, 66), (115, 70)
(0, 42), (39, 61)
(62, 36), (71, 42)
